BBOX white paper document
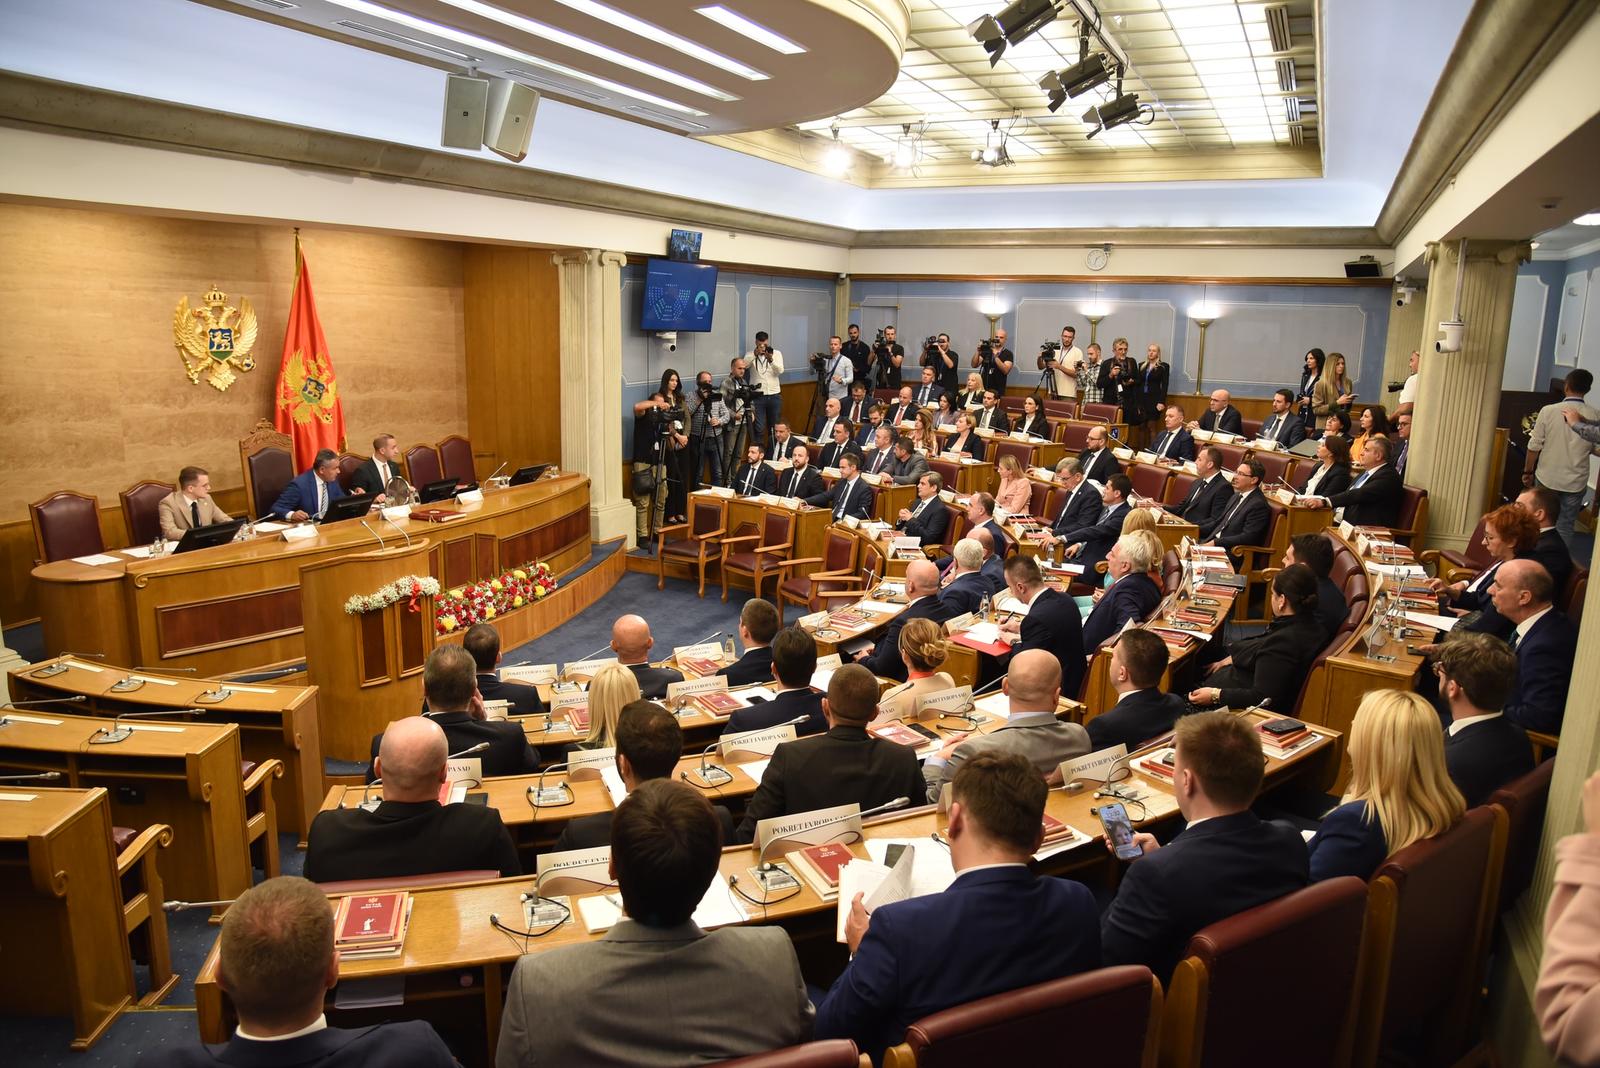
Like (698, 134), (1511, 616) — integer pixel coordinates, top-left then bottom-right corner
(580, 878), (748, 935)
(737, 758), (772, 785)
(72, 554), (120, 566)
(253, 521), (290, 532)
(600, 767), (627, 807)
(866, 839), (957, 898)
(119, 545), (155, 559)
(836, 845), (918, 942)
(1403, 611), (1458, 632)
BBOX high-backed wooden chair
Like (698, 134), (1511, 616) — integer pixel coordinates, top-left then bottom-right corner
(1162, 877), (1368, 1068)
(238, 420), (294, 520)
(713, 1040), (868, 1067)
(656, 496), (727, 597)
(437, 434), (475, 483)
(721, 508), (796, 602)
(242, 758), (285, 878)
(110, 823), (178, 1005)
(335, 452), (368, 494)
(404, 443), (444, 487)
(776, 525), (859, 622)
(883, 966), (1161, 1068)
(1390, 487), (1428, 546)
(1419, 515), (1490, 582)
(119, 480), (172, 547)
(1230, 499), (1287, 624)
(1353, 806), (1506, 1068)
(1487, 759), (1555, 913)
(30, 490), (104, 563)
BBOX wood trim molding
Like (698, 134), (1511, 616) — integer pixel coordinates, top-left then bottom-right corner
(847, 273), (1392, 286)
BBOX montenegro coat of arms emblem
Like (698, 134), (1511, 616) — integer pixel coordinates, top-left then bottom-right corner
(173, 285), (258, 391)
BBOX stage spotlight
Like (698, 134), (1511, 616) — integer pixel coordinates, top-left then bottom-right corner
(1039, 53), (1114, 112)
(1083, 92), (1151, 139)
(968, 0), (1065, 67)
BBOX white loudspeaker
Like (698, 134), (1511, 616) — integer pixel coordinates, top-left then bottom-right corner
(483, 78), (539, 162)
(441, 74), (488, 150)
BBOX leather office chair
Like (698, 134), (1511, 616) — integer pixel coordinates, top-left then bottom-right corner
(1354, 805), (1506, 1068)
(437, 434), (475, 483)
(335, 452), (368, 494)
(1162, 472), (1197, 509)
(1419, 515), (1490, 583)
(1127, 463), (1169, 503)
(1162, 550), (1183, 595)
(721, 508), (796, 602)
(30, 490), (104, 563)
(1390, 486), (1428, 546)
(939, 503), (971, 556)
(238, 419), (294, 520)
(119, 480), (172, 547)
(1162, 877), (1368, 1068)
(714, 1040), (867, 1067)
(1240, 416), (1264, 439)
(1058, 421), (1095, 451)
(1027, 478), (1052, 518)
(1561, 564), (1588, 620)
(1487, 759), (1555, 913)
(657, 497), (727, 598)
(1250, 449), (1297, 489)
(996, 395), (1024, 417)
(110, 823), (178, 1005)
(989, 441), (1033, 480)
(1081, 402), (1121, 424)
(883, 966), (1161, 1068)
(926, 459), (960, 492)
(1212, 443), (1247, 470)
(404, 443), (444, 488)
(1043, 398), (1079, 421)
(776, 525), (859, 622)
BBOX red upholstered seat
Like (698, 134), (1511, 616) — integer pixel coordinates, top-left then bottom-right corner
(1392, 486), (1428, 544)
(1081, 402), (1120, 424)
(1127, 463), (1169, 503)
(1162, 472), (1197, 508)
(1058, 422), (1094, 451)
(112, 825), (138, 853)
(1488, 759), (1555, 911)
(713, 1040), (863, 1067)
(1027, 479), (1052, 517)
(437, 435), (475, 483)
(119, 480), (173, 547)
(404, 444), (444, 488)
(30, 490), (104, 563)
(722, 509), (795, 602)
(1561, 564), (1588, 620)
(926, 458), (960, 490)
(1240, 417), (1263, 439)
(1043, 398), (1078, 421)
(657, 498), (727, 598)
(240, 760), (257, 778)
(1213, 443), (1247, 470)
(1251, 449), (1296, 487)
(244, 445), (293, 519)
(1162, 550), (1182, 595)
(989, 440), (1033, 476)
(335, 453), (367, 493)
(777, 526), (859, 621)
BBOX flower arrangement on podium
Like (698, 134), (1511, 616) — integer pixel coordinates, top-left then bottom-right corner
(342, 575), (440, 615)
(434, 561), (557, 635)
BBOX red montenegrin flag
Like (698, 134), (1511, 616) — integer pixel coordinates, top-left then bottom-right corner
(274, 234), (346, 471)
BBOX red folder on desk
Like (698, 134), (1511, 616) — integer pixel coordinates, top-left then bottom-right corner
(951, 632), (1013, 656)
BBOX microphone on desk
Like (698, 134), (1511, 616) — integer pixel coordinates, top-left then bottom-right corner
(684, 715), (808, 790)
(557, 643), (614, 690)
(90, 708), (205, 745)
(739, 796), (912, 896)
(0, 771), (63, 783)
(528, 763), (573, 808)
(164, 898), (239, 912)
(30, 653), (105, 679)
(485, 461), (509, 485)
(341, 776), (382, 810)
(358, 520), (387, 550)
(449, 742), (491, 759)
(944, 673), (1007, 727)
(382, 512), (413, 547)
(0, 694), (87, 727)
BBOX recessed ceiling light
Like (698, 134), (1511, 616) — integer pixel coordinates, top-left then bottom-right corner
(516, 55), (708, 115)
(550, 0), (768, 80)
(333, 19), (478, 62)
(696, 5), (806, 55)
(1576, 213), (1600, 226)
(434, 0), (738, 101)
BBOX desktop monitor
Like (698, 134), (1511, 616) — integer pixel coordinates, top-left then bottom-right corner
(173, 518), (245, 554)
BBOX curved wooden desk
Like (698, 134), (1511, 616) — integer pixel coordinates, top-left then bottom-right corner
(32, 474), (592, 676)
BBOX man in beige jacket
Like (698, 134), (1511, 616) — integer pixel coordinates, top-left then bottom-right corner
(157, 466), (231, 540)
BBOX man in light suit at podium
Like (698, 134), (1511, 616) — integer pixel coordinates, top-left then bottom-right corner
(272, 448), (348, 522)
(158, 466), (231, 540)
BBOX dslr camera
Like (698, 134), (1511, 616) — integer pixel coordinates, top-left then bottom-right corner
(809, 352), (831, 373)
(874, 327), (886, 345)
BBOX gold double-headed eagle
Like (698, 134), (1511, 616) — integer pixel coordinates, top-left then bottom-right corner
(173, 285), (258, 391)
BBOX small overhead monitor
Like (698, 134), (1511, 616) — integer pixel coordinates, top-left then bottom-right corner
(419, 478), (461, 504)
(317, 493), (376, 525)
(640, 258), (717, 333)
(667, 228), (702, 262)
(173, 518), (245, 554)
(509, 464), (553, 486)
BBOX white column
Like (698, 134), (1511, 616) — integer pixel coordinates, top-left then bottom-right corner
(0, 616), (27, 702)
(553, 248), (634, 546)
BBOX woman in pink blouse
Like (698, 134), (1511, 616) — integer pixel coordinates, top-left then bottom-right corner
(994, 454), (1033, 516)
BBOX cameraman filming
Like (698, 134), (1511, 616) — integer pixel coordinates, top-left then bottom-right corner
(841, 324), (872, 386)
(720, 357), (758, 482)
(972, 326), (1015, 395)
(869, 325), (905, 390)
(921, 332), (960, 394)
(630, 391), (680, 546)
(686, 370), (730, 492)
(746, 331), (784, 450)
(1038, 325), (1084, 400)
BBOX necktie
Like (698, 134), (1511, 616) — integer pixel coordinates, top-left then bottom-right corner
(918, 387), (930, 405)
(744, 466), (757, 494)
(1180, 480), (1201, 511)
(1352, 468), (1372, 489)
(1218, 494), (1243, 532)
(1155, 432), (1170, 457)
(316, 479), (327, 518)
(191, 500), (200, 528)
(1396, 442), (1409, 475)
(788, 470), (800, 496)
(1508, 629), (1520, 651)
(379, 461), (389, 485)
(835, 481), (854, 519)
(872, 451), (886, 474)
(1265, 415), (1280, 440)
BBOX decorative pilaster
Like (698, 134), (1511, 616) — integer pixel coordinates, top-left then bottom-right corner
(553, 248), (634, 546)
(1407, 239), (1527, 550)
(1381, 292), (1426, 391)
(0, 616), (28, 702)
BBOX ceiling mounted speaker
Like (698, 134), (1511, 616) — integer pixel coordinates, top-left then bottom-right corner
(441, 74), (488, 151)
(483, 78), (539, 163)
(1344, 256), (1382, 278)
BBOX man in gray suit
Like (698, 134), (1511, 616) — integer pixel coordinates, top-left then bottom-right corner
(496, 780), (813, 1067)
(923, 649), (1088, 801)
(886, 435), (931, 486)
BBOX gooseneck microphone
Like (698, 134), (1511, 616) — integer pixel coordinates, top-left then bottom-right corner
(90, 708), (205, 745)
(0, 771), (63, 783)
(528, 762), (573, 808)
(31, 652), (105, 679)
(1, 695), (87, 727)
(685, 715), (809, 790)
(358, 520), (387, 550)
(745, 796), (911, 895)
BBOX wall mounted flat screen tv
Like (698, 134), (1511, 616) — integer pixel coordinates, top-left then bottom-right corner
(640, 258), (717, 332)
(668, 228), (702, 261)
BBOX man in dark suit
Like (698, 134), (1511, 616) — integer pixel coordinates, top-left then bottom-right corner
(856, 561), (947, 681)
(972, 526), (1008, 594)
(1060, 474), (1133, 574)
(1043, 458), (1103, 548)
(1436, 635), (1533, 807)
(776, 444), (826, 500)
(1191, 389), (1244, 436)
(611, 614), (684, 699)
(861, 426), (897, 480)
(806, 453), (875, 521)
(1285, 533), (1347, 636)
(140, 875), (456, 1067)
(812, 396), (842, 443)
(460, 622), (545, 717)
(1257, 389), (1307, 448)
(271, 447), (348, 521)
(348, 433), (408, 502)
(1078, 424), (1120, 486)
(1082, 534), (1163, 651)
(307, 716), (521, 882)
(1491, 559), (1578, 734)
(963, 491), (1010, 558)
(769, 421), (801, 460)
(938, 539), (992, 617)
(735, 665), (925, 842)
(1147, 404), (1196, 462)
(910, 366), (944, 410)
(1101, 711), (1310, 981)
(1087, 630), (1187, 751)
(897, 471), (951, 545)
(815, 752), (1100, 1062)
(998, 555), (1087, 698)
(723, 626), (827, 737)
(854, 406), (887, 449)
(885, 436), (930, 486)
(719, 598), (778, 687)
(843, 381), (871, 427)
(730, 441), (777, 496)
(1168, 445), (1232, 539)
(883, 387), (918, 428)
(372, 644), (538, 781)
(1517, 486), (1575, 596)
(817, 420), (864, 471)
(1208, 460), (1272, 552)
(1317, 436), (1403, 528)
(975, 391), (1011, 433)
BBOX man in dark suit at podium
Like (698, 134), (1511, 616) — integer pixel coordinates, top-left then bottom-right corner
(272, 448), (348, 522)
(349, 433), (407, 502)
(368, 644), (538, 781)
(462, 622), (544, 717)
(144, 876), (457, 1067)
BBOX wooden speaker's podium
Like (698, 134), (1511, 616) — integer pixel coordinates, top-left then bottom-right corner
(300, 539), (436, 762)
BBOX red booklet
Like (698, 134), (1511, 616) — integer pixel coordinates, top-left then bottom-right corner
(565, 703), (590, 731)
(793, 843), (853, 888)
(692, 690), (743, 716)
(869, 721), (937, 748)
(1041, 812), (1075, 844)
(677, 656), (724, 676)
(951, 631), (1013, 656)
(334, 892), (407, 945)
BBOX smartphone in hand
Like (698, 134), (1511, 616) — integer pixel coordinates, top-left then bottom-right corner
(1098, 801), (1143, 861)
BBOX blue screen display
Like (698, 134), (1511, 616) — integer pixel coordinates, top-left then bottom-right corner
(640, 258), (717, 332)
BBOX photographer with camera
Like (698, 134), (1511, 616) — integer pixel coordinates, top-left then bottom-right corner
(686, 370), (730, 493)
(746, 331), (784, 450)
(819, 335), (854, 401)
(1099, 337), (1139, 411)
(922, 333), (960, 395)
(1038, 325), (1084, 400)
(720, 357), (759, 481)
(842, 324), (872, 385)
(972, 326), (1015, 395)
(869, 325), (906, 390)
(630, 390), (681, 546)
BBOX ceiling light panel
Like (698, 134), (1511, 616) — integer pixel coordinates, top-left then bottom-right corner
(696, 5), (807, 55)
(548, 0), (769, 81)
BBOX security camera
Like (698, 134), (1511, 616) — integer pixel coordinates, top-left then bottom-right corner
(658, 330), (678, 352)
(1435, 320), (1465, 354)
(1395, 286), (1416, 307)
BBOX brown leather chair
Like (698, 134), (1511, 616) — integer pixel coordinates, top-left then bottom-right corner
(927, 459), (961, 492)
(776, 525), (859, 622)
(1354, 805), (1506, 1068)
(1240, 416), (1264, 439)
(989, 440), (1033, 477)
(1487, 758), (1555, 913)
(1127, 463), (1169, 503)
(1027, 478), (1053, 518)
(1081, 402), (1121, 424)
(335, 452), (368, 494)
(996, 395), (1024, 417)
(1419, 514), (1489, 582)
(883, 966), (1161, 1068)
(119, 480), (172, 547)
(238, 419), (294, 520)
(939, 503), (971, 555)
(1162, 550), (1183, 595)
(1250, 449), (1297, 488)
(1162, 877), (1368, 1068)
(1561, 564), (1588, 621)
(1059, 421), (1095, 451)
(1213, 443), (1247, 471)
(1162, 472), (1197, 508)
(657, 496), (727, 597)
(30, 490), (104, 563)
(404, 443), (444, 487)
(722, 508), (796, 602)
(112, 823), (178, 1005)
(1390, 486), (1428, 545)
(1044, 398), (1079, 421)
(714, 1040), (867, 1067)
(437, 434), (475, 483)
